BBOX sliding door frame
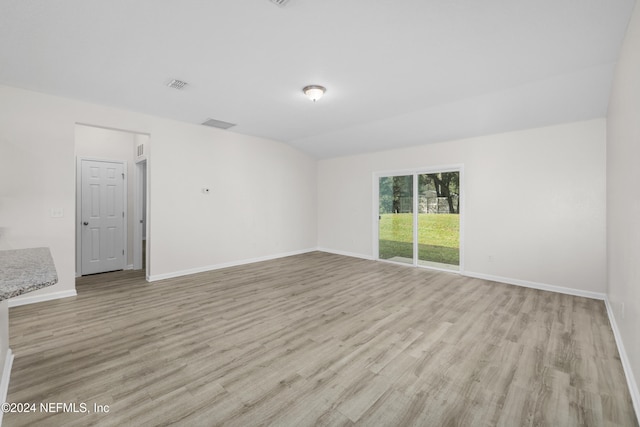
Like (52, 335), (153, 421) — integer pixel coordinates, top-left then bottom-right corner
(373, 164), (465, 273)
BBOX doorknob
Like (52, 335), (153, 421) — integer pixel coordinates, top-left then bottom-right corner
(83, 222), (89, 226)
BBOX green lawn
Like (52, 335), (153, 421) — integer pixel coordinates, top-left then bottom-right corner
(379, 213), (459, 265)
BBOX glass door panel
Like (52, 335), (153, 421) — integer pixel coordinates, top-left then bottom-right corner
(378, 175), (414, 264)
(417, 172), (460, 271)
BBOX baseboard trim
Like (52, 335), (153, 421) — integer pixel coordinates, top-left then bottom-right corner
(148, 248), (318, 282)
(0, 348), (14, 425)
(314, 251), (605, 300)
(316, 247), (374, 261)
(8, 290), (77, 308)
(463, 271), (606, 300)
(604, 296), (640, 421)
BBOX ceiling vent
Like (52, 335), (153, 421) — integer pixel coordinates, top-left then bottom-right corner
(202, 118), (236, 130)
(166, 79), (188, 90)
(270, 0), (290, 6)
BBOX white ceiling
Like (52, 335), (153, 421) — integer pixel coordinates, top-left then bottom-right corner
(0, 0), (635, 158)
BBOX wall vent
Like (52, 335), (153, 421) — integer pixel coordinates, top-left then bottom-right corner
(166, 79), (188, 90)
(270, 0), (290, 6)
(202, 118), (236, 130)
(137, 144), (144, 157)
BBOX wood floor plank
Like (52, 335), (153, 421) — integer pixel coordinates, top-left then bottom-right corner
(4, 252), (637, 426)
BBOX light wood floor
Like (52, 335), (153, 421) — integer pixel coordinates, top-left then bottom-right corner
(5, 252), (638, 426)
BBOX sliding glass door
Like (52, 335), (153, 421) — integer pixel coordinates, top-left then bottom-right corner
(378, 175), (414, 264)
(377, 169), (461, 271)
(417, 172), (460, 269)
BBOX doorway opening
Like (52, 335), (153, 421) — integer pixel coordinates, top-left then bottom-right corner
(133, 159), (147, 272)
(75, 124), (150, 278)
(375, 166), (463, 272)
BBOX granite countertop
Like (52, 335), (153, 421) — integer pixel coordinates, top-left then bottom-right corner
(0, 247), (58, 301)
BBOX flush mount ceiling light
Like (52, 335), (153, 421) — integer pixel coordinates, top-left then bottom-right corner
(303, 85), (326, 102)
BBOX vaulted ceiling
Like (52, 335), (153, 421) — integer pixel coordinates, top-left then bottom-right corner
(0, 0), (635, 158)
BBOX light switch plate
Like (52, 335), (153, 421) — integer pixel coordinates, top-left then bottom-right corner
(51, 208), (64, 218)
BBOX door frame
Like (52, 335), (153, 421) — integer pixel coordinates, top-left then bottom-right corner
(133, 158), (148, 273)
(372, 164), (465, 273)
(75, 157), (128, 276)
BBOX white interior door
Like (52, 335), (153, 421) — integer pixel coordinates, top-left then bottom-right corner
(81, 159), (125, 275)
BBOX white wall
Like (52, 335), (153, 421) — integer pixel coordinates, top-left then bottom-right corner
(75, 125), (138, 268)
(607, 0), (640, 412)
(0, 300), (8, 401)
(318, 119), (607, 295)
(0, 84), (317, 302)
(0, 87), (78, 302)
(148, 119), (318, 278)
(0, 301), (6, 364)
